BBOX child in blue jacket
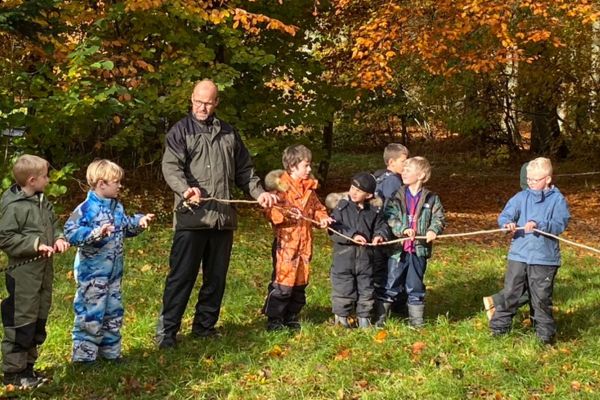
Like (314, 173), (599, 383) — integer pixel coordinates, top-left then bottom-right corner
(490, 157), (570, 344)
(64, 160), (154, 363)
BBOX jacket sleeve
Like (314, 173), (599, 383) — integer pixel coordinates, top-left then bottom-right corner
(427, 195), (446, 235)
(0, 204), (39, 258)
(265, 192), (287, 225)
(310, 193), (329, 223)
(64, 205), (105, 246)
(328, 205), (356, 244)
(123, 212), (144, 238)
(536, 195), (570, 235)
(48, 199), (65, 242)
(373, 211), (391, 240)
(162, 125), (191, 197)
(233, 131), (265, 200)
(379, 175), (400, 201)
(385, 197), (406, 238)
(498, 193), (521, 228)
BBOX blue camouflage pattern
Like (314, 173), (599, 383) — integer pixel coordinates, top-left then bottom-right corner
(64, 191), (143, 362)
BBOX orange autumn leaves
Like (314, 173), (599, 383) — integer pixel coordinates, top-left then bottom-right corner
(330, 0), (600, 89)
(124, 0), (297, 35)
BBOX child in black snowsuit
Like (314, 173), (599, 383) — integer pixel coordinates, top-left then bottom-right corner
(328, 172), (390, 328)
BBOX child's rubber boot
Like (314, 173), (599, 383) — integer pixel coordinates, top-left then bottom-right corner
(408, 304), (425, 328)
(334, 315), (351, 328)
(358, 317), (371, 328)
(373, 301), (391, 327)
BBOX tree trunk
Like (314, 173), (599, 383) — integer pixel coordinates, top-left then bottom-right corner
(530, 102), (568, 158)
(318, 118), (334, 187)
(400, 114), (409, 145)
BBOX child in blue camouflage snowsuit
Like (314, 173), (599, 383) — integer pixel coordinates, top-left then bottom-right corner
(64, 160), (154, 363)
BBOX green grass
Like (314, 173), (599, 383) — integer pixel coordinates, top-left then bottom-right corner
(1, 149), (600, 399)
(1, 209), (599, 399)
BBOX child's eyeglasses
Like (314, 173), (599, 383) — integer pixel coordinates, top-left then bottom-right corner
(526, 176), (547, 183)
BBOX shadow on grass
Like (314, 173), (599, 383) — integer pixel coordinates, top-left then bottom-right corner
(49, 316), (308, 399)
(427, 253), (600, 340)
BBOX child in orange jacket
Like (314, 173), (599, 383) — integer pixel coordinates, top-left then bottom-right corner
(262, 144), (333, 331)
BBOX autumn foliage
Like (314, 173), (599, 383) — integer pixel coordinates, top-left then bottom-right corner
(329, 0), (600, 89)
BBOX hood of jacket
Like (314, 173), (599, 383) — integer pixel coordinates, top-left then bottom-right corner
(1, 184), (42, 209)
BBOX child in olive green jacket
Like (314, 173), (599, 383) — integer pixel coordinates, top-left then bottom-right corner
(0, 155), (69, 389)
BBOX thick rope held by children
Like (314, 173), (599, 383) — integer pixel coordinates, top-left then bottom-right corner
(181, 197), (600, 255)
(5, 197), (598, 272)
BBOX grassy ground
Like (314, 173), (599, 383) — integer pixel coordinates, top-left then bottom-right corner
(1, 149), (600, 399)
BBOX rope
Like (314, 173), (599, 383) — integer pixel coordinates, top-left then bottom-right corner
(554, 171), (600, 177)
(176, 196), (600, 255)
(532, 228), (600, 255)
(1, 229), (127, 273)
(297, 213), (600, 255)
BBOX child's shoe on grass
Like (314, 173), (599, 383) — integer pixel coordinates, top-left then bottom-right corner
(334, 315), (351, 328)
(483, 296), (495, 320)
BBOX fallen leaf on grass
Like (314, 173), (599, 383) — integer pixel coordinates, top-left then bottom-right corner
(140, 264), (152, 272)
(356, 379), (368, 389)
(121, 375), (142, 395)
(66, 270), (74, 280)
(335, 348), (351, 361)
(571, 381), (581, 391)
(259, 368), (272, 379)
(202, 355), (215, 366)
(411, 341), (427, 355)
(268, 345), (285, 357)
(543, 384), (555, 393)
(373, 330), (388, 343)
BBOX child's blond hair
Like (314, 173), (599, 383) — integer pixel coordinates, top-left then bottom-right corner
(282, 144), (312, 172)
(13, 154), (49, 187)
(383, 143), (409, 165)
(405, 156), (432, 183)
(86, 159), (124, 188)
(526, 157), (553, 176)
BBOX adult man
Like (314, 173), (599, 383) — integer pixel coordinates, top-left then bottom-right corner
(156, 79), (277, 348)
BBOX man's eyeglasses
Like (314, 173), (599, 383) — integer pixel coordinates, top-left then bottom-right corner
(526, 176), (548, 184)
(192, 99), (216, 107)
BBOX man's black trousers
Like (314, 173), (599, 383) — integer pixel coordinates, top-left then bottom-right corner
(157, 229), (234, 340)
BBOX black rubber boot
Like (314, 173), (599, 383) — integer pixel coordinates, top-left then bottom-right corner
(408, 304), (425, 328)
(373, 301), (391, 327)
